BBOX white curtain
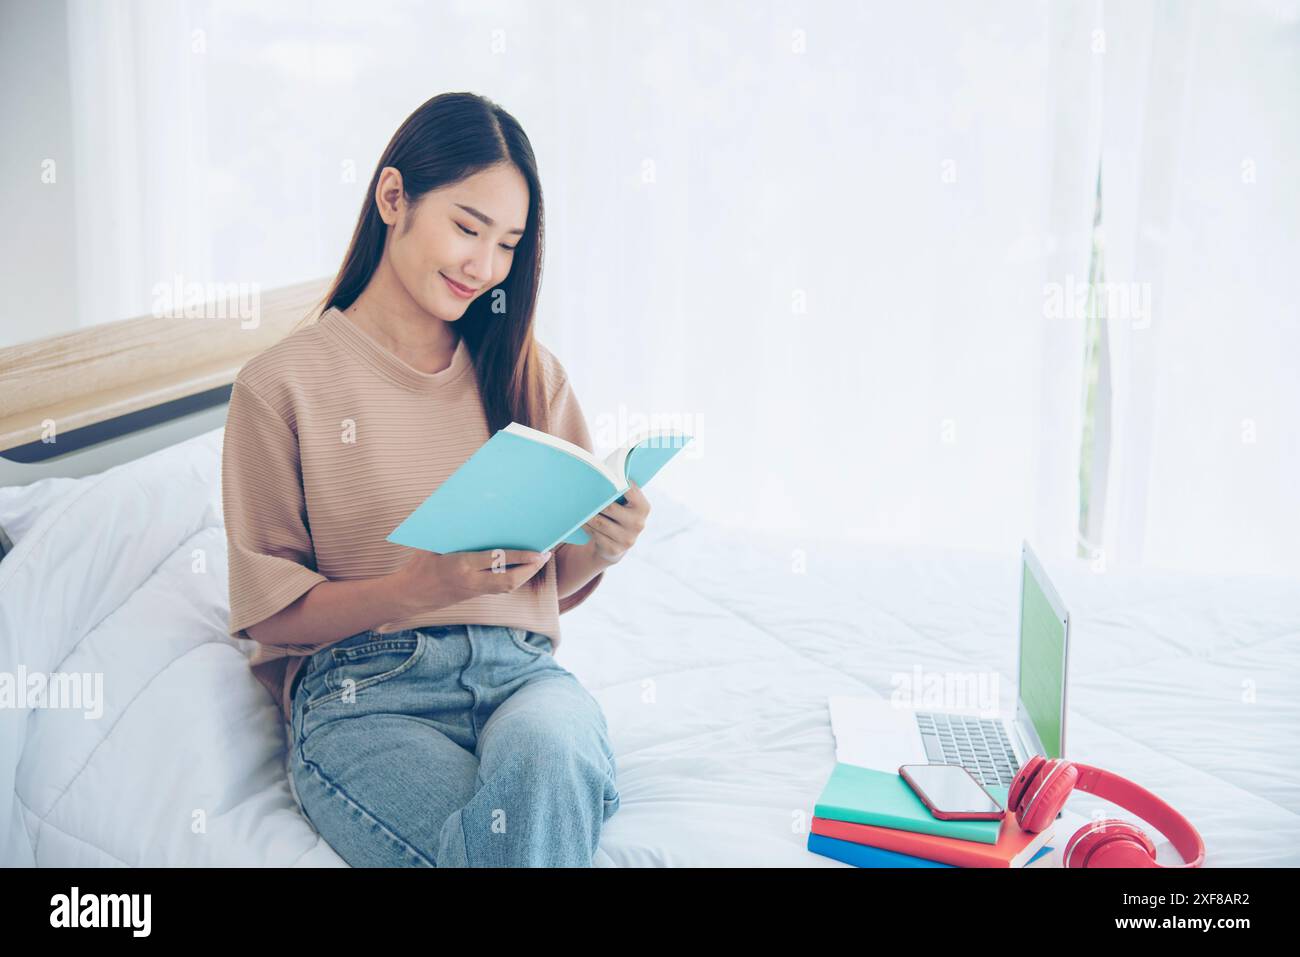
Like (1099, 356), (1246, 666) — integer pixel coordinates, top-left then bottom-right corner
(536, 0), (1099, 560)
(65, 0), (212, 329)
(1098, 0), (1300, 576)
(66, 0), (1245, 567)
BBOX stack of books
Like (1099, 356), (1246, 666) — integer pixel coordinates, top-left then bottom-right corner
(807, 763), (1054, 868)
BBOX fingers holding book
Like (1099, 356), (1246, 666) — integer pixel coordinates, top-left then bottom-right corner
(583, 480), (650, 565)
(390, 547), (551, 616)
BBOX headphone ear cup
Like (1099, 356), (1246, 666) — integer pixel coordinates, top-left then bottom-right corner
(1065, 819), (1158, 868)
(1015, 759), (1077, 833)
(1008, 755), (1046, 816)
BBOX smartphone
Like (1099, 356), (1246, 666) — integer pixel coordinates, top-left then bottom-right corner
(899, 764), (1006, 821)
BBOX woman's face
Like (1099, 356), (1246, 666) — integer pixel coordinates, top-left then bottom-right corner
(377, 161), (530, 321)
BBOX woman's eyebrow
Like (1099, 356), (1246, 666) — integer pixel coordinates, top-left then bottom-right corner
(454, 203), (525, 235)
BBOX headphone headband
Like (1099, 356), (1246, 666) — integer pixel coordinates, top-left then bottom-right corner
(1071, 762), (1206, 868)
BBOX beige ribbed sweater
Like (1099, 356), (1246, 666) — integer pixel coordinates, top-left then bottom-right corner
(221, 306), (603, 722)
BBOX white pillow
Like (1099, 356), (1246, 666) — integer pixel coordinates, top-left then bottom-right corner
(0, 475), (84, 555)
(0, 426), (226, 866)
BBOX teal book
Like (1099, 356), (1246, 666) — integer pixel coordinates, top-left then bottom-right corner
(813, 763), (1005, 845)
(387, 422), (693, 555)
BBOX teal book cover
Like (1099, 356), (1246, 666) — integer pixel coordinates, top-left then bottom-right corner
(813, 762), (1006, 845)
(387, 422), (693, 555)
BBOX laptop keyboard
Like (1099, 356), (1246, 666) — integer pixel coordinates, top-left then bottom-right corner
(915, 712), (1021, 788)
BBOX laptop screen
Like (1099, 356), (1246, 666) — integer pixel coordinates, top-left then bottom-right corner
(1017, 557), (1067, 758)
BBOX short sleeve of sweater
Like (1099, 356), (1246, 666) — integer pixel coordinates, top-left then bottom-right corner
(222, 377), (329, 640)
(546, 367), (606, 615)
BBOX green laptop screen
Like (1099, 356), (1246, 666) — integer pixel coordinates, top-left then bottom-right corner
(1018, 561), (1066, 758)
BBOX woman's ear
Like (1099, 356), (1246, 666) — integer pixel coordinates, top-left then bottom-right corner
(375, 166), (405, 226)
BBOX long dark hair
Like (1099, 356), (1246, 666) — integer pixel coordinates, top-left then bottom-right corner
(304, 91), (551, 438)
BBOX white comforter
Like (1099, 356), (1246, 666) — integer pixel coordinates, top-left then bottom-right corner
(1, 427), (1296, 866)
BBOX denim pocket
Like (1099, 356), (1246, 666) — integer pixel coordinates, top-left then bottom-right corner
(508, 627), (554, 657)
(304, 632), (425, 713)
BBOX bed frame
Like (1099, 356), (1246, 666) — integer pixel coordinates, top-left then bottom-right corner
(0, 279), (330, 487)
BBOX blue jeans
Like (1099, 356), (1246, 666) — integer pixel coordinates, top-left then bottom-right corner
(288, 623), (621, 867)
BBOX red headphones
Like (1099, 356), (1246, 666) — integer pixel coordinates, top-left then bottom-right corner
(1008, 755), (1206, 868)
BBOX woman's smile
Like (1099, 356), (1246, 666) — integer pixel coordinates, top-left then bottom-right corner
(440, 272), (478, 298)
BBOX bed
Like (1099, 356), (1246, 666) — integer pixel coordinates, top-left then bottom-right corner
(1, 424), (1297, 867)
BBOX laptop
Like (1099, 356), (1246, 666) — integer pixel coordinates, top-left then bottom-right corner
(828, 541), (1071, 789)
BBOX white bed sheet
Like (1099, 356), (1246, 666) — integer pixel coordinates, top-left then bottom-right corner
(1, 426), (1296, 867)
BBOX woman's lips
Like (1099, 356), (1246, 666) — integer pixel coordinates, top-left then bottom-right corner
(441, 273), (476, 299)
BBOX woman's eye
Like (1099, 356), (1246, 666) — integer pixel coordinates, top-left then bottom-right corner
(457, 221), (516, 252)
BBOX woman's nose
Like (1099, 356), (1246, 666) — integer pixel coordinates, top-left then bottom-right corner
(465, 248), (493, 283)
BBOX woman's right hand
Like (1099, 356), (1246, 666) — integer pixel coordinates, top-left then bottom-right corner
(388, 547), (552, 617)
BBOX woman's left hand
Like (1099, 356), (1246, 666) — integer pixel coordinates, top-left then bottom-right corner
(582, 480), (651, 565)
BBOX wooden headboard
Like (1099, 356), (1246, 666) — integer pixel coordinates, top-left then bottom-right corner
(0, 278), (330, 486)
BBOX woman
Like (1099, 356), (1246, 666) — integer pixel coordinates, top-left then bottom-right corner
(221, 92), (647, 866)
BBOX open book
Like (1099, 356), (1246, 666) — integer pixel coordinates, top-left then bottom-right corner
(386, 422), (693, 555)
